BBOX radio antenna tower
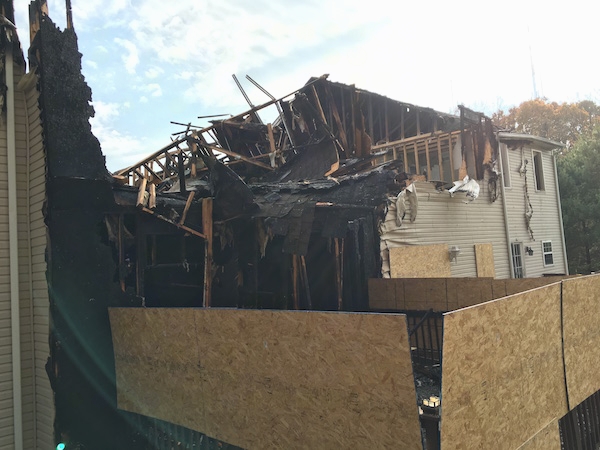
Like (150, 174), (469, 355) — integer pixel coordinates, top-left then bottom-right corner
(528, 26), (538, 99)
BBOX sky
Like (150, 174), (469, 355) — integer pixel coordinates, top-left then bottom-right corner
(12, 0), (600, 171)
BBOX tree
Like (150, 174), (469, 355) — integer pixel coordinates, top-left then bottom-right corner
(557, 129), (600, 274)
(493, 99), (600, 148)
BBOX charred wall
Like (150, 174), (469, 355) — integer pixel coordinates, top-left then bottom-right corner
(37, 15), (130, 449)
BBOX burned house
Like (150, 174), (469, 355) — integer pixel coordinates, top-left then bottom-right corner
(0, 1), (598, 450)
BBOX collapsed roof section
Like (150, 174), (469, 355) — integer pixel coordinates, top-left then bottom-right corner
(114, 75), (497, 188)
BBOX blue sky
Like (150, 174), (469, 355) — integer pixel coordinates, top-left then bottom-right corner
(13, 0), (600, 171)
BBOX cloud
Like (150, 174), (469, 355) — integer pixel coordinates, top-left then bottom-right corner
(89, 101), (147, 171)
(145, 67), (164, 79)
(114, 38), (139, 74)
(85, 60), (98, 70)
(137, 83), (162, 97)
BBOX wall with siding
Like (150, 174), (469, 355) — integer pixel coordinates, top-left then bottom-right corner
(501, 143), (567, 277)
(0, 59), (54, 449)
(380, 177), (511, 279)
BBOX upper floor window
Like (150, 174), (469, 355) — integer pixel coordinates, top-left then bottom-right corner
(542, 241), (554, 266)
(532, 151), (545, 191)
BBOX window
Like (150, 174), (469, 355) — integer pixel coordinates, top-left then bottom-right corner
(542, 241), (554, 266)
(500, 144), (511, 188)
(532, 151), (545, 191)
(511, 243), (524, 278)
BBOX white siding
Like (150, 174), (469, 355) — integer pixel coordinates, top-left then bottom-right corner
(380, 177), (511, 279)
(502, 143), (567, 277)
(4, 63), (53, 450)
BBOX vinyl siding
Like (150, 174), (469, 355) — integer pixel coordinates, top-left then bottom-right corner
(10, 65), (52, 450)
(502, 143), (567, 277)
(380, 177), (511, 279)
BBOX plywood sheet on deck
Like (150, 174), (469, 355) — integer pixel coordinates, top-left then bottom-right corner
(110, 308), (421, 450)
(562, 275), (600, 407)
(516, 419), (561, 450)
(389, 244), (450, 278)
(474, 243), (495, 278)
(441, 284), (567, 450)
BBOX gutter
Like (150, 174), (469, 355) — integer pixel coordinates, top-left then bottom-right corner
(497, 139), (515, 278)
(552, 151), (569, 275)
(6, 46), (24, 450)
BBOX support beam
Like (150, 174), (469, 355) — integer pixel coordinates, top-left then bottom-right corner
(202, 198), (213, 308)
(179, 191), (195, 226)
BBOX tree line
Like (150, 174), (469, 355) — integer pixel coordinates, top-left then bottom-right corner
(492, 98), (600, 274)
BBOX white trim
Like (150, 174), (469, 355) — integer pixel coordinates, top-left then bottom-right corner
(500, 143), (512, 188)
(553, 152), (569, 274)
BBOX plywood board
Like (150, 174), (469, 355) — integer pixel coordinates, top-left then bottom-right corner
(562, 275), (600, 407)
(446, 278), (494, 311)
(441, 284), (567, 450)
(389, 244), (451, 278)
(516, 419), (561, 450)
(404, 278), (447, 311)
(474, 243), (495, 278)
(110, 308), (422, 450)
(367, 278), (396, 309)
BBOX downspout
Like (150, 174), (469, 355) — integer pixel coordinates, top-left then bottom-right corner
(497, 139), (515, 278)
(553, 150), (569, 275)
(6, 46), (24, 450)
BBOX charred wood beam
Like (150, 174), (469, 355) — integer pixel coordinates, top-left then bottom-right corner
(141, 207), (206, 239)
(202, 198), (214, 308)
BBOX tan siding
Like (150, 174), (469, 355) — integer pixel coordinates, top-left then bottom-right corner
(503, 144), (567, 277)
(380, 179), (510, 278)
(0, 77), (12, 448)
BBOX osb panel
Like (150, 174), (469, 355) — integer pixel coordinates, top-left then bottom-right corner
(474, 243), (496, 278)
(367, 278), (396, 310)
(403, 278), (447, 311)
(389, 244), (451, 278)
(110, 308), (422, 450)
(516, 419), (561, 450)
(562, 275), (600, 407)
(446, 278), (494, 311)
(441, 284), (567, 450)
(492, 279), (508, 299)
(504, 278), (558, 296)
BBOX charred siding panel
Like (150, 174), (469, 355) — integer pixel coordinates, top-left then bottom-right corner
(380, 180), (510, 279)
(503, 144), (566, 277)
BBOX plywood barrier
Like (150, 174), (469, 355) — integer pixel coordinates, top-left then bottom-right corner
(562, 275), (600, 407)
(110, 308), (422, 450)
(516, 419), (561, 450)
(389, 244), (451, 278)
(474, 243), (495, 278)
(369, 276), (571, 312)
(441, 283), (567, 450)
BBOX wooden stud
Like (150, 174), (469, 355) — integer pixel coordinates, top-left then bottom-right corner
(149, 183), (156, 210)
(449, 135), (455, 178)
(425, 139), (431, 180)
(197, 142), (273, 171)
(118, 214), (125, 292)
(202, 198), (213, 308)
(310, 86), (328, 125)
(300, 255), (312, 310)
(401, 107), (405, 140)
(335, 238), (343, 311)
(179, 191), (195, 226)
(403, 144), (409, 173)
(414, 142), (420, 174)
(437, 136), (444, 181)
(325, 86), (349, 152)
(292, 255), (299, 310)
(416, 110), (421, 135)
(136, 177), (147, 208)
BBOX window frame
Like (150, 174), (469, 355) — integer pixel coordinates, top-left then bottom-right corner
(532, 150), (545, 192)
(511, 242), (524, 278)
(542, 240), (554, 267)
